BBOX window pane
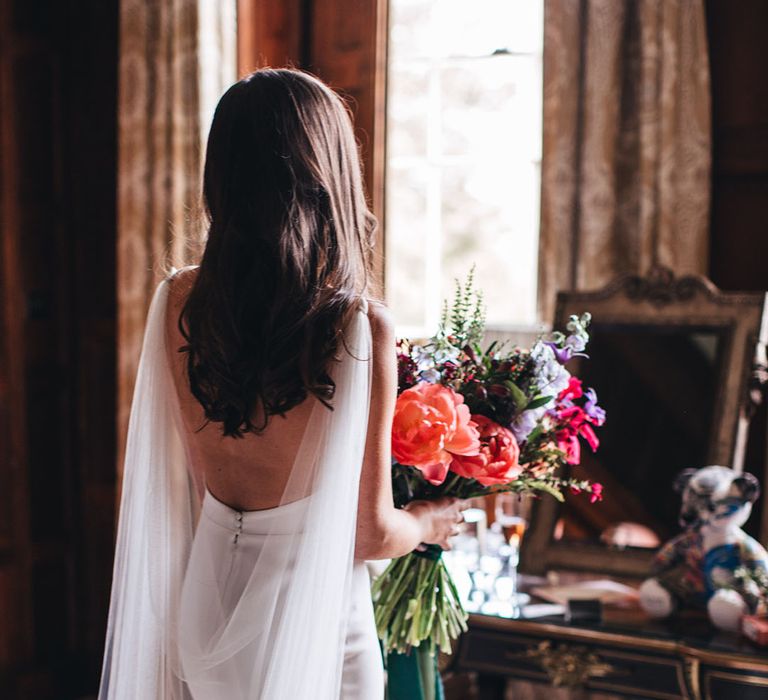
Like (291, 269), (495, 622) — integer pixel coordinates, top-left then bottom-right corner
(440, 159), (540, 327)
(387, 62), (429, 161)
(440, 56), (541, 161)
(386, 0), (544, 334)
(386, 164), (432, 329)
(389, 0), (543, 60)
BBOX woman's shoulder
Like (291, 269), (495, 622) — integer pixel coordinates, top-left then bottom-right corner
(163, 266), (199, 339)
(165, 265), (199, 302)
(365, 298), (394, 339)
(166, 264), (199, 286)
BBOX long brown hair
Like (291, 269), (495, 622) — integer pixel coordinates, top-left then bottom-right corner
(179, 68), (376, 437)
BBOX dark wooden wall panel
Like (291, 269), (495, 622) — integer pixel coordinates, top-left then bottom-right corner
(237, 0), (304, 71)
(309, 0), (388, 249)
(707, 0), (768, 292)
(64, 0), (119, 669)
(0, 0), (118, 697)
(706, 0), (768, 539)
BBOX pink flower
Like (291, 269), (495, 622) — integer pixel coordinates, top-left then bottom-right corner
(555, 405), (600, 463)
(392, 383), (480, 485)
(558, 433), (581, 465)
(590, 482), (604, 503)
(558, 377), (584, 402)
(579, 422), (599, 451)
(451, 415), (522, 486)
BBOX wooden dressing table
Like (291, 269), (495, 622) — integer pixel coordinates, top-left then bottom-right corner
(446, 598), (768, 699)
(439, 272), (768, 699)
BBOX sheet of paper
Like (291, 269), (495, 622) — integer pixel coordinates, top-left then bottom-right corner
(531, 579), (639, 606)
(521, 603), (567, 618)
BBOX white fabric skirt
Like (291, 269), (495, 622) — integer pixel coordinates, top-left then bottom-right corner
(179, 489), (384, 699)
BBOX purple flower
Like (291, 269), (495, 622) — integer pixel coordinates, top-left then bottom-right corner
(584, 388), (606, 426)
(545, 335), (589, 365)
(545, 341), (574, 364)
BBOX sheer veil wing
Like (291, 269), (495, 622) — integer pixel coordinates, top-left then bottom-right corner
(99, 278), (199, 700)
(99, 277), (373, 700)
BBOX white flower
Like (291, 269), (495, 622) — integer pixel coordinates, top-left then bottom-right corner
(419, 368), (441, 383)
(531, 342), (571, 397)
(565, 334), (586, 353)
(433, 346), (461, 365)
(412, 345), (432, 371)
(511, 407), (546, 443)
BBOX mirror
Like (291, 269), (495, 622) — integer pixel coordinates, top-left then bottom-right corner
(558, 324), (725, 548)
(521, 267), (767, 577)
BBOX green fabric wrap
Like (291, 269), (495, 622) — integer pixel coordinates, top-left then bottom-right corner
(412, 544), (444, 561)
(385, 646), (444, 700)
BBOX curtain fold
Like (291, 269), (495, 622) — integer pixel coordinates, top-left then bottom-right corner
(538, 0), (712, 322)
(116, 0), (236, 474)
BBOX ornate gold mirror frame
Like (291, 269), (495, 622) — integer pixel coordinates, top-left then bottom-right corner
(521, 267), (768, 578)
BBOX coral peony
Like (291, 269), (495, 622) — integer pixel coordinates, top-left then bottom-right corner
(450, 415), (522, 486)
(391, 383), (480, 485)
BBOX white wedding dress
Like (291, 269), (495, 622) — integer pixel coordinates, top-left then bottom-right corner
(98, 274), (384, 699)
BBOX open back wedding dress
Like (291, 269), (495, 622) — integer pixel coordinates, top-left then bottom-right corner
(98, 274), (383, 699)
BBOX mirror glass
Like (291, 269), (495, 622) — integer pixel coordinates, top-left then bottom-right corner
(555, 324), (726, 549)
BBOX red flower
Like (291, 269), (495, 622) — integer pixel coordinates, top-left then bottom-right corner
(391, 383), (480, 485)
(451, 415), (522, 486)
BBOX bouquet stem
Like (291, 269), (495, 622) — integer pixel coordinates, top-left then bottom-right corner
(372, 545), (468, 656)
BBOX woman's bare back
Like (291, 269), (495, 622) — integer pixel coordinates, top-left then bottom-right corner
(164, 268), (460, 558)
(165, 267), (318, 511)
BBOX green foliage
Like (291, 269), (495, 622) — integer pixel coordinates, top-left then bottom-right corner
(526, 395), (554, 411)
(434, 267), (486, 351)
(521, 480), (565, 502)
(505, 381), (528, 411)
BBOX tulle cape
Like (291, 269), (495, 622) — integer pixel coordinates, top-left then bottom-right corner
(98, 275), (372, 699)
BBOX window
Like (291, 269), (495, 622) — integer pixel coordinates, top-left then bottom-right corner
(385, 0), (544, 336)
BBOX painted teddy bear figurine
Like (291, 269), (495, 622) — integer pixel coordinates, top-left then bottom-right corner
(639, 465), (768, 631)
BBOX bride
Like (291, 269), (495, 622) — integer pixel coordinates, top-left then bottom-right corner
(98, 68), (466, 700)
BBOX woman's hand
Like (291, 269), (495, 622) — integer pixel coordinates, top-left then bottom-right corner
(404, 497), (470, 551)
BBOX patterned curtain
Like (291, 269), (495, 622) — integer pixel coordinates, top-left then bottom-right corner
(116, 0), (236, 473)
(538, 0), (712, 322)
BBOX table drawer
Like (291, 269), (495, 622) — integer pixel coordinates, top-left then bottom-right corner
(457, 629), (686, 699)
(701, 667), (768, 700)
(588, 648), (686, 700)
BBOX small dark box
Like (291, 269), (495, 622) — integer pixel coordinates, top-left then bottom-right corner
(565, 598), (603, 623)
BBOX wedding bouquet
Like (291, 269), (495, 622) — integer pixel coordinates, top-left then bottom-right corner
(372, 273), (606, 661)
